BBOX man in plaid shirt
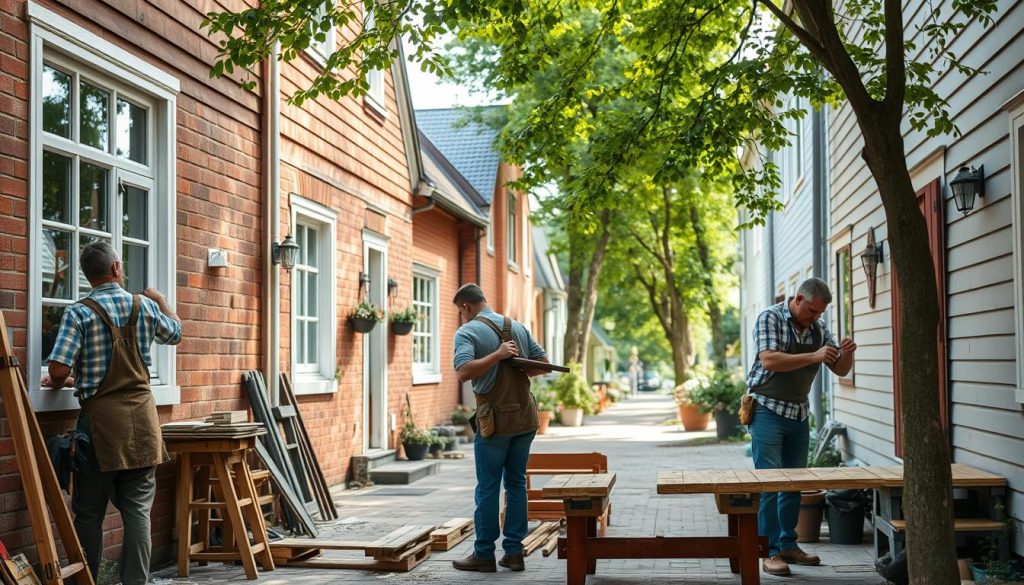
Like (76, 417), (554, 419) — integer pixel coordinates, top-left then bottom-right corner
(746, 277), (856, 576)
(43, 241), (180, 585)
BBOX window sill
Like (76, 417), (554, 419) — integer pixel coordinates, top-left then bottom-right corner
(413, 372), (441, 386)
(292, 376), (338, 396)
(363, 97), (387, 122)
(30, 384), (181, 412)
(507, 262), (519, 274)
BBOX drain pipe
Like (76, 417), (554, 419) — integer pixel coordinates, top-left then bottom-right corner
(262, 44), (282, 406)
(809, 107), (825, 430)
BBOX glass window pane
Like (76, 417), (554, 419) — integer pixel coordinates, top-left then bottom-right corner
(42, 151), (72, 224)
(296, 225), (307, 266)
(79, 81), (109, 150)
(41, 229), (72, 300)
(115, 98), (147, 164)
(123, 243), (147, 293)
(42, 65), (71, 138)
(122, 184), (148, 239)
(297, 321), (306, 365)
(41, 305), (67, 369)
(306, 321), (317, 364)
(77, 234), (110, 298)
(306, 226), (318, 267)
(306, 272), (318, 318)
(79, 163), (109, 232)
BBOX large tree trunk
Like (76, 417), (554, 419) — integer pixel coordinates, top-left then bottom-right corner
(689, 204), (727, 369)
(563, 229), (585, 364)
(860, 118), (956, 585)
(574, 210), (613, 368)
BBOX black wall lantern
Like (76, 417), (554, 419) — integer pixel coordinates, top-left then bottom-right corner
(950, 165), (985, 216)
(387, 277), (399, 298)
(271, 235), (300, 270)
(861, 227), (884, 309)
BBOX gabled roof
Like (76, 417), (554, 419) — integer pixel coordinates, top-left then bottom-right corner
(418, 131), (488, 226)
(415, 107), (502, 204)
(533, 226), (565, 292)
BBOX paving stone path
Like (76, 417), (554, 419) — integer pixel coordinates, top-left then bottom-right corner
(154, 393), (884, 584)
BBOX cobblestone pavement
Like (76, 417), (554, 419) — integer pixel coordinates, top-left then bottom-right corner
(154, 393), (884, 584)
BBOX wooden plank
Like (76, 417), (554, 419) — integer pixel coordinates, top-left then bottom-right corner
(541, 473), (616, 498)
(888, 518), (1004, 533)
(280, 374), (338, 521)
(281, 540), (432, 572)
(253, 441), (318, 537)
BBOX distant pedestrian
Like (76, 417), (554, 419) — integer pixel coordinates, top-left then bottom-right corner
(450, 284), (548, 573)
(745, 277), (856, 576)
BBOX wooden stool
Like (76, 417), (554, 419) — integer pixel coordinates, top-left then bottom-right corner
(168, 437), (275, 579)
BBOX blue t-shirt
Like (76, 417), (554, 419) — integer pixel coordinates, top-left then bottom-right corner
(453, 309), (546, 395)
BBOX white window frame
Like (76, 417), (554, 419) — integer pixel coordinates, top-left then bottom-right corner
(411, 265), (441, 385)
(1007, 91), (1024, 403)
(362, 8), (387, 116)
(523, 203), (531, 277)
(306, 3), (336, 67)
(290, 195), (338, 395)
(507, 193), (518, 267)
(486, 205), (495, 255)
(27, 2), (179, 412)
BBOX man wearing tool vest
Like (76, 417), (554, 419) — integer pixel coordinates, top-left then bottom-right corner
(745, 277), (856, 576)
(450, 283), (549, 573)
(43, 241), (181, 585)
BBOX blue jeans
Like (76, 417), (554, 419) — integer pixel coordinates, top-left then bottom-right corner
(749, 404), (810, 556)
(473, 430), (535, 558)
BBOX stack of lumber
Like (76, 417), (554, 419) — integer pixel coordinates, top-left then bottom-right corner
(270, 525), (435, 571)
(523, 521), (560, 557)
(161, 417), (265, 440)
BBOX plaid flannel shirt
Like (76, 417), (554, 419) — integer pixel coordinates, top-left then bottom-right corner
(47, 283), (181, 400)
(746, 298), (836, 421)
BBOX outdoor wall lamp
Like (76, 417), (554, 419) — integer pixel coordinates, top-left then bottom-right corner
(861, 227), (884, 309)
(271, 235), (300, 270)
(950, 165), (985, 216)
(358, 271), (372, 296)
(387, 277), (398, 298)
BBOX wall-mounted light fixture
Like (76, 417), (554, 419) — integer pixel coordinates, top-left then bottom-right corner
(358, 271), (372, 297)
(950, 165), (985, 216)
(387, 277), (398, 299)
(861, 227), (884, 309)
(271, 235), (300, 270)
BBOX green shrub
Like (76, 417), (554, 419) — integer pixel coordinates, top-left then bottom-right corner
(390, 307), (419, 323)
(688, 369), (745, 414)
(550, 363), (597, 413)
(450, 404), (473, 425)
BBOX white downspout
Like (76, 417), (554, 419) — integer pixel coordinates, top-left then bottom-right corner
(263, 44), (281, 405)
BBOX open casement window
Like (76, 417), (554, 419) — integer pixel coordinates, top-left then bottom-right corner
(29, 2), (179, 411)
(891, 179), (948, 457)
(290, 196), (338, 395)
(834, 244), (854, 385)
(412, 266), (440, 384)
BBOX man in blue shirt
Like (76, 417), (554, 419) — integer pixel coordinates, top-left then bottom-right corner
(450, 284), (548, 573)
(746, 277), (855, 576)
(44, 241), (181, 585)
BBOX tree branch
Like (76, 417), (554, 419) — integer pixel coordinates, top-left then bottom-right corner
(793, 1), (876, 111)
(756, 0), (827, 59)
(883, 0), (906, 112)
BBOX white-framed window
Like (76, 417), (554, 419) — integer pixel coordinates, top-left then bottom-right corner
(523, 204), (531, 277)
(782, 95), (805, 206)
(307, 3), (336, 66)
(290, 195), (338, 395)
(412, 265), (440, 384)
(486, 206), (495, 255)
(507, 193), (518, 266)
(1007, 90), (1024, 403)
(363, 8), (387, 115)
(27, 2), (179, 412)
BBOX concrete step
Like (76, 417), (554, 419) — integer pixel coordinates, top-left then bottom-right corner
(349, 449), (398, 486)
(370, 460), (442, 485)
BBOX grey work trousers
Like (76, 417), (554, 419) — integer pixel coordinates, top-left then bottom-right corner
(72, 464), (157, 585)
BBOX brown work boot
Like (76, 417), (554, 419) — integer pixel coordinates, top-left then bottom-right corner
(779, 547), (821, 566)
(498, 553), (525, 571)
(453, 554), (497, 572)
(762, 555), (792, 576)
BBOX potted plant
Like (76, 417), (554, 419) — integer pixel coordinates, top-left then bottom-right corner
(971, 507), (1021, 584)
(451, 404), (474, 439)
(689, 370), (746, 440)
(349, 301), (384, 334)
(797, 436), (842, 542)
(550, 363), (596, 427)
(389, 307), (418, 336)
(401, 423), (433, 461)
(532, 385), (558, 434)
(428, 433), (445, 458)
(672, 375), (711, 432)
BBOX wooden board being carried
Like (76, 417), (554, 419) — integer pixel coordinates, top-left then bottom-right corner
(271, 525), (435, 571)
(430, 518), (473, 551)
(508, 357), (569, 373)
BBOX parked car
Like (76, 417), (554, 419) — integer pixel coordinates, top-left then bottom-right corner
(639, 371), (661, 392)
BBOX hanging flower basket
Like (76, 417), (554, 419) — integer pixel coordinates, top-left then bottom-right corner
(350, 316), (378, 334)
(391, 321), (414, 336)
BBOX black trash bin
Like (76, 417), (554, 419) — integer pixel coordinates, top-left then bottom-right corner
(826, 489), (868, 544)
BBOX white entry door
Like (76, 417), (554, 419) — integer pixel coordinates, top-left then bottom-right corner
(362, 232), (389, 452)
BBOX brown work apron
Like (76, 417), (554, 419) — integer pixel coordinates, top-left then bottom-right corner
(79, 296), (168, 472)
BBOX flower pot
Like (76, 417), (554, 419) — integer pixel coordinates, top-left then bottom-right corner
(537, 410), (553, 434)
(796, 490), (826, 543)
(350, 316), (378, 334)
(561, 407), (584, 427)
(677, 403), (710, 432)
(970, 563), (987, 583)
(391, 321), (414, 336)
(403, 441), (429, 461)
(715, 410), (742, 440)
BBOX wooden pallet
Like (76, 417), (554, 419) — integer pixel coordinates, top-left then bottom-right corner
(430, 518), (473, 551)
(271, 525), (435, 571)
(441, 451), (465, 459)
